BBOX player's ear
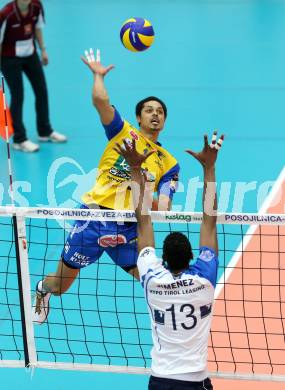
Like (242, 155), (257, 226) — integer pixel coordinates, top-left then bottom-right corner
(136, 115), (141, 126)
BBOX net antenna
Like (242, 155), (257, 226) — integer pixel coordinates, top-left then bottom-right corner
(1, 75), (14, 207)
(0, 75), (36, 368)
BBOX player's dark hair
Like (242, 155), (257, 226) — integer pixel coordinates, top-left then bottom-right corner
(162, 232), (193, 272)
(135, 96), (167, 119)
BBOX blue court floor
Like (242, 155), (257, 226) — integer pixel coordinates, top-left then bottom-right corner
(0, 1), (285, 389)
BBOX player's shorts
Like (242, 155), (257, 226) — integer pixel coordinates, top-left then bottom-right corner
(61, 205), (137, 270)
(148, 376), (213, 390)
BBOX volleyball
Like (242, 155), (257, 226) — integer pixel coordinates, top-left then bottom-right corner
(120, 17), (155, 52)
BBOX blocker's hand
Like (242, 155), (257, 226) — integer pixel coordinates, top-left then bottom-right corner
(114, 138), (156, 169)
(81, 48), (114, 76)
(186, 131), (224, 168)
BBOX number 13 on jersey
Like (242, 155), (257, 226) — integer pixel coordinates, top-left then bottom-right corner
(154, 303), (212, 331)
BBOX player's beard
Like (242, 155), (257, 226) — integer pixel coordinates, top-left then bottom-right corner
(149, 121), (162, 132)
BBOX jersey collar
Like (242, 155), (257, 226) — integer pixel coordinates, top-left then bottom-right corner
(14, 1), (32, 21)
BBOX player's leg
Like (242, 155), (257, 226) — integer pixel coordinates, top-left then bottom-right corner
(23, 52), (52, 137)
(39, 257), (80, 296)
(105, 222), (139, 280)
(1, 57), (27, 143)
(33, 258), (80, 324)
(33, 215), (103, 324)
(123, 265), (139, 280)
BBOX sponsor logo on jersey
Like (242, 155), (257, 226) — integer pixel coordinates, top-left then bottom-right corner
(109, 166), (130, 180)
(163, 285), (205, 295)
(140, 248), (151, 257)
(98, 234), (127, 248)
(69, 251), (91, 267)
(199, 249), (215, 262)
(115, 155), (131, 171)
(154, 310), (165, 325)
(64, 242), (70, 254)
(200, 304), (212, 319)
(130, 130), (139, 140)
(157, 150), (166, 160)
(154, 159), (163, 169)
(110, 155), (131, 180)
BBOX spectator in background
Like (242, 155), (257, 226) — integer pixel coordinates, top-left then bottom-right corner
(0, 0), (67, 152)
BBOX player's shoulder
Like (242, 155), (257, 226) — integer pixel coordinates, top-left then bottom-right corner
(31, 0), (44, 12)
(32, 0), (43, 6)
(116, 120), (139, 139)
(157, 149), (179, 178)
(0, 2), (15, 19)
(156, 143), (179, 167)
(137, 246), (160, 270)
(138, 246), (156, 260)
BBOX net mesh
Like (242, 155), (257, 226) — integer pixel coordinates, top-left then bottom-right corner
(0, 216), (23, 360)
(0, 209), (284, 380)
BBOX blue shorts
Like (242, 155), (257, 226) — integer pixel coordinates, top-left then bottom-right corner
(62, 207), (138, 270)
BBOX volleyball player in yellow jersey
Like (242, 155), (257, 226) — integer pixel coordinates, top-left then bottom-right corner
(33, 49), (180, 323)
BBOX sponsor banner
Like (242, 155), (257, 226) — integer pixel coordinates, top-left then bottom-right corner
(223, 214), (285, 224)
(0, 207), (285, 225)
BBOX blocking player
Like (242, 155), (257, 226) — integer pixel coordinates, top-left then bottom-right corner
(114, 131), (224, 390)
(33, 49), (180, 324)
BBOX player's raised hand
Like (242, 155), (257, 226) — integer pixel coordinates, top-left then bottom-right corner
(186, 131), (224, 168)
(81, 48), (114, 76)
(114, 138), (156, 169)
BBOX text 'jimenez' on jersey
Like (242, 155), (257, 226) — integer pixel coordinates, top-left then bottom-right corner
(82, 108), (179, 210)
(137, 246), (218, 376)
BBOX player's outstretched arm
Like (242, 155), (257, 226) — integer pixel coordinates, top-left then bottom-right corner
(81, 48), (115, 125)
(114, 139), (156, 252)
(186, 132), (224, 254)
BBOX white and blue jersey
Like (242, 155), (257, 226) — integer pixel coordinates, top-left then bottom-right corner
(137, 246), (218, 380)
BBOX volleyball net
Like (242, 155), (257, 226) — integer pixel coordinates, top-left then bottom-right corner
(0, 206), (284, 382)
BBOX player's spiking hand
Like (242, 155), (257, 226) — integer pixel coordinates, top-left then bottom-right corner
(114, 138), (156, 169)
(186, 131), (224, 168)
(81, 48), (114, 76)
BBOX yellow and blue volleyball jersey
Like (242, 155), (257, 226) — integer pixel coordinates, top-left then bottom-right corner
(82, 108), (180, 210)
